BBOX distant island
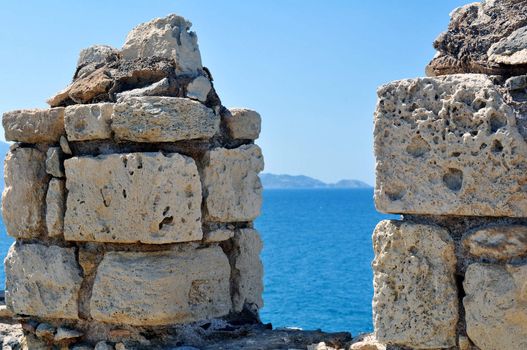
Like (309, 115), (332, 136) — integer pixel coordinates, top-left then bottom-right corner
(260, 173), (372, 189)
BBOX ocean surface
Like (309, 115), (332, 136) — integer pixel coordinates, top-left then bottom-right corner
(0, 188), (394, 335)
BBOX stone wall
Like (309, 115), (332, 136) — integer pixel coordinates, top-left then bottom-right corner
(373, 1), (527, 349)
(1, 14), (264, 349)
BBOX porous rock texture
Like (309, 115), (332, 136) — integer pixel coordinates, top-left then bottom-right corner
(5, 243), (82, 319)
(64, 152), (203, 244)
(90, 246), (231, 325)
(372, 220), (458, 349)
(2, 147), (48, 239)
(464, 263), (527, 350)
(64, 103), (113, 141)
(121, 14), (202, 75)
(374, 74), (527, 217)
(372, 1), (527, 349)
(426, 0), (527, 76)
(111, 96), (219, 142)
(202, 145), (264, 222)
(2, 108), (65, 143)
(1, 12), (268, 348)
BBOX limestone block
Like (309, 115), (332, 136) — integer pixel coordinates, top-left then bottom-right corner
(75, 45), (119, 79)
(121, 14), (202, 75)
(45, 147), (64, 178)
(115, 78), (170, 102)
(488, 26), (527, 65)
(64, 103), (113, 141)
(4, 243), (82, 319)
(2, 147), (48, 239)
(462, 225), (527, 261)
(112, 97), (219, 142)
(225, 108), (261, 140)
(426, 0), (527, 76)
(186, 76), (211, 102)
(64, 152), (202, 244)
(3, 108), (65, 143)
(203, 228), (234, 243)
(231, 229), (264, 313)
(372, 220), (458, 348)
(90, 246), (231, 325)
(68, 68), (112, 104)
(46, 179), (65, 237)
(202, 145), (264, 222)
(374, 74), (527, 217)
(464, 263), (527, 350)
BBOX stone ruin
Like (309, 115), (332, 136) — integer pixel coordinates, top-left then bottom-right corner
(372, 0), (527, 349)
(0, 14), (269, 349)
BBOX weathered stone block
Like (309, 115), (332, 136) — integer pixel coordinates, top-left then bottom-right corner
(202, 145), (264, 222)
(186, 76), (211, 102)
(203, 228), (234, 243)
(372, 220), (457, 348)
(121, 14), (202, 75)
(45, 147), (64, 178)
(225, 108), (261, 140)
(374, 74), (527, 217)
(5, 243), (82, 319)
(64, 152), (202, 244)
(464, 263), (527, 350)
(90, 246), (231, 325)
(64, 103), (113, 141)
(231, 229), (264, 313)
(2, 147), (48, 239)
(3, 108), (65, 143)
(112, 97), (219, 142)
(46, 179), (65, 237)
(462, 224), (527, 261)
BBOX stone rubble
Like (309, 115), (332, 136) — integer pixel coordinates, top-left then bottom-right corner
(1, 13), (267, 348)
(373, 0), (527, 349)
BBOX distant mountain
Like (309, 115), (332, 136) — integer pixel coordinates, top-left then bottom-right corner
(260, 173), (372, 189)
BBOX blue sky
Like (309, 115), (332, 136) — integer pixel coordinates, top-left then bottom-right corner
(0, 0), (467, 184)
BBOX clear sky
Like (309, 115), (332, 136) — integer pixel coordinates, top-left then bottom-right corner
(0, 0), (468, 185)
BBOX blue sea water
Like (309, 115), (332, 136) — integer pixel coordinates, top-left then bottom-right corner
(255, 188), (395, 334)
(0, 188), (393, 335)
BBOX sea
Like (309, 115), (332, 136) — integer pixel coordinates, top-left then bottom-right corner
(0, 188), (394, 336)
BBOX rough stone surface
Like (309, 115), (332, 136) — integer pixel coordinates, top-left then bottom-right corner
(5, 243), (82, 319)
(68, 68), (113, 104)
(75, 45), (119, 80)
(203, 228), (234, 243)
(231, 229), (264, 313)
(3, 108), (65, 143)
(372, 220), (458, 348)
(46, 178), (65, 238)
(60, 135), (73, 155)
(54, 327), (83, 342)
(90, 246), (231, 325)
(115, 78), (170, 102)
(225, 108), (261, 140)
(462, 224), (527, 261)
(488, 26), (527, 65)
(64, 152), (202, 244)
(45, 147), (64, 178)
(186, 76), (211, 102)
(2, 147), (48, 239)
(121, 14), (202, 75)
(202, 145), (264, 222)
(35, 323), (55, 340)
(112, 96), (219, 142)
(426, 0), (527, 76)
(464, 263), (527, 350)
(374, 74), (527, 217)
(350, 335), (386, 350)
(65, 103), (113, 141)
